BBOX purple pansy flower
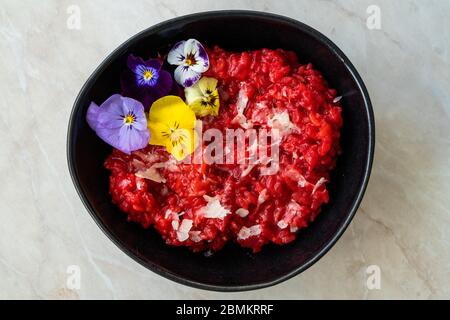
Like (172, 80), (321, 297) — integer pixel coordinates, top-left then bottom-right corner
(87, 94), (150, 154)
(167, 39), (209, 88)
(121, 55), (173, 109)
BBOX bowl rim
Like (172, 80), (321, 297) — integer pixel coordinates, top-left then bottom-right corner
(67, 10), (375, 292)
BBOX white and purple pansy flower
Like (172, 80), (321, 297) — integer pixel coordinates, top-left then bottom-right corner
(121, 55), (173, 110)
(87, 94), (150, 154)
(167, 39), (209, 88)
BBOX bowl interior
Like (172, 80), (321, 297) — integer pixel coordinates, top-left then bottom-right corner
(68, 12), (373, 291)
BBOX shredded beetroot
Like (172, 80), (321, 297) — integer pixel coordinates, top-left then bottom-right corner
(104, 47), (342, 253)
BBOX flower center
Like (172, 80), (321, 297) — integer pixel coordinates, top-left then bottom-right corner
(185, 53), (197, 66)
(201, 94), (217, 107)
(124, 113), (135, 125)
(161, 121), (189, 147)
(169, 129), (187, 146)
(143, 69), (153, 81)
(135, 65), (159, 87)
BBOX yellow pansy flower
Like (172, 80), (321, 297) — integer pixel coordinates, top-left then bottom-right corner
(185, 77), (220, 117)
(148, 96), (197, 160)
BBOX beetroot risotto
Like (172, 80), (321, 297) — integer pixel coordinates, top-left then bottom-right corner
(88, 40), (342, 254)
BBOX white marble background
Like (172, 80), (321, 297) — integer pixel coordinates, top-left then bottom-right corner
(0, 0), (449, 299)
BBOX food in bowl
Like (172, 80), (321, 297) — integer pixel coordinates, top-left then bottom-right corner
(87, 39), (343, 253)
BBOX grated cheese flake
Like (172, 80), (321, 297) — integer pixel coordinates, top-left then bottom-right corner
(231, 87), (253, 129)
(236, 88), (248, 114)
(268, 110), (295, 134)
(135, 162), (166, 183)
(277, 220), (288, 229)
(312, 177), (327, 194)
(258, 189), (268, 205)
(333, 96), (342, 103)
(189, 231), (202, 243)
(176, 219), (193, 242)
(241, 163), (257, 177)
(235, 208), (249, 218)
(202, 195), (231, 219)
(237, 225), (261, 240)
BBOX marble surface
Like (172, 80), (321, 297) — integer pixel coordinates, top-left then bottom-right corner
(0, 0), (449, 299)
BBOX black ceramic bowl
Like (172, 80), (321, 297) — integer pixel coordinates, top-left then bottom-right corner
(67, 10), (374, 291)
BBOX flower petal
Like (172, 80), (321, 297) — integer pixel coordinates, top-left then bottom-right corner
(86, 102), (101, 130)
(188, 98), (212, 118)
(94, 95), (146, 130)
(169, 80), (184, 97)
(184, 77), (220, 117)
(94, 94), (126, 129)
(122, 97), (147, 131)
(148, 95), (199, 160)
(167, 41), (186, 66)
(95, 123), (150, 155)
(122, 55), (172, 109)
(186, 39), (209, 73)
(134, 64), (160, 87)
(190, 94), (220, 117)
(86, 94), (150, 154)
(149, 95), (196, 129)
(174, 65), (201, 88)
(118, 125), (151, 154)
(127, 54), (161, 73)
(127, 54), (145, 71)
(184, 84), (203, 105)
(155, 69), (173, 95)
(148, 121), (170, 147)
(140, 91), (159, 112)
(198, 77), (218, 96)
(165, 128), (197, 161)
(209, 91), (220, 116)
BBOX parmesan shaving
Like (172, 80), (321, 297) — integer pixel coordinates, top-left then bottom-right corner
(231, 88), (253, 129)
(176, 219), (193, 242)
(135, 166), (166, 183)
(189, 231), (202, 243)
(255, 101), (267, 109)
(237, 225), (261, 240)
(333, 96), (342, 103)
(134, 151), (161, 164)
(231, 113), (252, 129)
(134, 160), (180, 183)
(131, 159), (146, 170)
(241, 163), (257, 177)
(258, 189), (268, 205)
(165, 209), (175, 219)
(277, 220), (288, 229)
(286, 200), (301, 217)
(164, 158), (180, 172)
(297, 174), (308, 188)
(236, 88), (248, 114)
(235, 208), (249, 218)
(312, 177), (327, 194)
(268, 110), (296, 134)
(202, 195), (231, 219)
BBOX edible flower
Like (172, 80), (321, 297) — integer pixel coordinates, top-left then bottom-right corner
(86, 94), (150, 154)
(167, 39), (209, 88)
(148, 96), (197, 160)
(121, 54), (173, 109)
(185, 77), (220, 117)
